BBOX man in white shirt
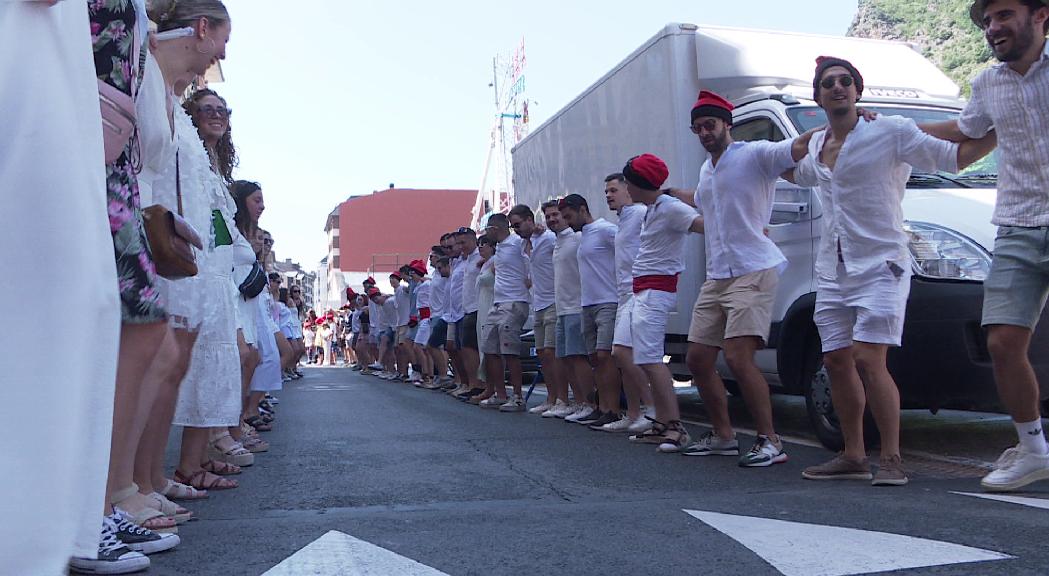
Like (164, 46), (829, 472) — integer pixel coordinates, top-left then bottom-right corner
(409, 261), (435, 387)
(480, 213), (531, 411)
(508, 204), (568, 416)
(455, 228), (485, 398)
(368, 287), (399, 380)
(926, 0), (1049, 492)
(363, 276), (382, 371)
(390, 271), (411, 380)
(559, 194), (623, 430)
(665, 90), (814, 466)
(621, 154), (705, 453)
(441, 233), (468, 394)
(791, 56), (997, 485)
(424, 247), (451, 389)
(606, 173), (656, 433)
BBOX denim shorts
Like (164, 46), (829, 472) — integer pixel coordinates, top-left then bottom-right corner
(983, 226), (1049, 329)
(555, 313), (587, 358)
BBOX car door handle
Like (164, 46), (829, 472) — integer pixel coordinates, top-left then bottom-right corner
(773, 202), (809, 214)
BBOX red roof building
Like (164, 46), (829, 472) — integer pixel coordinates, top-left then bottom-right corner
(329, 187), (476, 274)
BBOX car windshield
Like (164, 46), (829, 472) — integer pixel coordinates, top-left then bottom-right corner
(786, 106), (998, 188)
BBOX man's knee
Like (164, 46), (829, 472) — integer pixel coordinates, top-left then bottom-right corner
(986, 325), (1032, 363)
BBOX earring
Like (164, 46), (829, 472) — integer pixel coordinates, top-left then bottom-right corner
(195, 37), (216, 55)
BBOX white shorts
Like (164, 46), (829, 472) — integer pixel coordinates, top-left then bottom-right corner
(612, 295), (633, 348)
(627, 289), (676, 365)
(815, 261), (911, 353)
(414, 318), (432, 346)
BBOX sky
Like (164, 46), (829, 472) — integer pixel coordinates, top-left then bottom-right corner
(216, 0), (860, 268)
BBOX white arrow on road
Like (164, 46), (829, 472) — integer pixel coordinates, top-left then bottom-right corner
(953, 491), (1049, 511)
(684, 509), (1012, 576)
(262, 530), (452, 576)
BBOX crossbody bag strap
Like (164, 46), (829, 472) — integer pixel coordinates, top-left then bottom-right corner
(176, 150), (184, 216)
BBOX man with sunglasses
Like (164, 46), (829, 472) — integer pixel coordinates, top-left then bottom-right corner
(662, 90), (816, 466)
(790, 57), (997, 485)
(480, 213), (531, 409)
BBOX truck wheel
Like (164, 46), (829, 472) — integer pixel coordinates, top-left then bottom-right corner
(802, 335), (878, 451)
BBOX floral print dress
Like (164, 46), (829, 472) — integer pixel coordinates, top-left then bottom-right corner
(89, 0), (166, 323)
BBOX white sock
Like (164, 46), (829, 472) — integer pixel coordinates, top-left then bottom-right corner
(1015, 419), (1049, 456)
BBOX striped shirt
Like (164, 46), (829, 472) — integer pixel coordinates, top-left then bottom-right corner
(959, 41), (1049, 227)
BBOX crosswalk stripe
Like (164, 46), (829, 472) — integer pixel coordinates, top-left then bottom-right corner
(952, 491), (1049, 510)
(262, 530), (452, 576)
(684, 509), (1012, 576)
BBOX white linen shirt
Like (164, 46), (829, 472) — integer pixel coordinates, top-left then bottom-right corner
(794, 116), (959, 280)
(443, 257), (465, 323)
(462, 248), (483, 314)
(528, 230), (557, 311)
(553, 227), (583, 316)
(429, 274), (447, 319)
(494, 234), (530, 304)
(415, 279), (431, 310)
(379, 298), (398, 330)
(615, 204), (645, 298)
(394, 283), (410, 326)
(578, 218), (619, 306)
(958, 41), (1049, 227)
(695, 140), (794, 279)
(632, 194), (700, 278)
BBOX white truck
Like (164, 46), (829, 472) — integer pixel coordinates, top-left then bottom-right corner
(511, 23), (1049, 449)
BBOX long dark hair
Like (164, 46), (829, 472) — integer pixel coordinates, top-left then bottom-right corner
(184, 88), (238, 183)
(231, 180), (261, 238)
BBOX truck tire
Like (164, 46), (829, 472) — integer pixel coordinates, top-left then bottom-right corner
(801, 329), (879, 451)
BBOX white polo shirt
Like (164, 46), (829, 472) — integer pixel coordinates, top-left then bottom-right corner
(528, 229), (557, 311)
(494, 234), (530, 304)
(380, 297), (398, 330)
(394, 283), (410, 326)
(461, 248), (483, 314)
(429, 274), (447, 320)
(793, 116), (958, 280)
(578, 218), (619, 307)
(443, 256), (465, 323)
(615, 204), (645, 299)
(632, 194), (701, 278)
(695, 140), (794, 279)
(553, 227), (582, 316)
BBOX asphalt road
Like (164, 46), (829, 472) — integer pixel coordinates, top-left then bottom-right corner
(153, 367), (1049, 575)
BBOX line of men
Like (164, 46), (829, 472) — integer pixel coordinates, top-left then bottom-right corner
(345, 0), (1049, 493)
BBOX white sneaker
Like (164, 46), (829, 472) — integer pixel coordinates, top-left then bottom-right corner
(410, 373), (422, 382)
(542, 400), (572, 418)
(565, 404), (597, 423)
(529, 400), (553, 414)
(369, 362), (383, 370)
(499, 394), (526, 412)
(601, 415), (636, 433)
(981, 445), (1049, 492)
(69, 517), (150, 575)
(479, 396), (505, 409)
(625, 416), (651, 434)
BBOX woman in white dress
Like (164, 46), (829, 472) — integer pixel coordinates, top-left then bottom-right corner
(0, 3), (121, 574)
(169, 87), (246, 491)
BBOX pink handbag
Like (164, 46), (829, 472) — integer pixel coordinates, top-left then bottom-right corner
(98, 79), (137, 164)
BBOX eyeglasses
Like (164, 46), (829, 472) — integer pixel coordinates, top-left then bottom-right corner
(263, 238), (274, 246)
(197, 105), (230, 119)
(690, 119), (719, 134)
(820, 74), (854, 90)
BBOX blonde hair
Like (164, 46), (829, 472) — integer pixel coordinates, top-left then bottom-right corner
(148, 0), (230, 32)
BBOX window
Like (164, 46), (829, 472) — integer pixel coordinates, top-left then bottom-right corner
(730, 117), (786, 143)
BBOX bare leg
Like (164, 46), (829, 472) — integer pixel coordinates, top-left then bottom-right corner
(594, 350), (622, 413)
(460, 346), (481, 389)
(566, 356), (595, 405)
(537, 348), (565, 403)
(823, 347), (868, 461)
(723, 337), (778, 439)
(852, 342), (900, 459)
(987, 325), (1043, 423)
(105, 321), (167, 511)
(231, 330), (259, 441)
(488, 354), (507, 399)
(137, 328), (197, 493)
(640, 362), (679, 423)
(506, 355), (523, 397)
(688, 342), (734, 438)
(614, 345), (652, 419)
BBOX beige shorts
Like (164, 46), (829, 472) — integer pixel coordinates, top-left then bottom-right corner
(396, 325), (410, 344)
(533, 304), (557, 350)
(688, 267), (778, 348)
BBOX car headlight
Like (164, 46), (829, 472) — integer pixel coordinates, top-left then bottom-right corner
(905, 221), (991, 281)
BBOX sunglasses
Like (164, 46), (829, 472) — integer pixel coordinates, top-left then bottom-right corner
(263, 238), (274, 245)
(197, 105), (230, 119)
(820, 74), (854, 90)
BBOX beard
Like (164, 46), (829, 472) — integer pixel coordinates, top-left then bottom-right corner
(989, 18), (1037, 62)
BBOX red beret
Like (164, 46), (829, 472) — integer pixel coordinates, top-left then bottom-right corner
(409, 262), (427, 276)
(390, 271), (402, 280)
(691, 90), (734, 123)
(623, 153), (669, 191)
(364, 276), (376, 285)
(367, 287), (381, 297)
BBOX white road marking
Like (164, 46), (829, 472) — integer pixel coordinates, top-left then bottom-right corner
(953, 491), (1049, 510)
(262, 530), (452, 576)
(683, 509), (1012, 576)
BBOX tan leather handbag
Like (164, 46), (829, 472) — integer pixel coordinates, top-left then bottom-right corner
(143, 153), (203, 279)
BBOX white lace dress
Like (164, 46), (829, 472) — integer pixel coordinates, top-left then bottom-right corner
(150, 106), (210, 330)
(172, 140), (241, 427)
(232, 237), (258, 345)
(1, 2), (121, 570)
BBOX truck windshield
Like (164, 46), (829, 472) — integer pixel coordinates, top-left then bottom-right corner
(786, 106), (998, 188)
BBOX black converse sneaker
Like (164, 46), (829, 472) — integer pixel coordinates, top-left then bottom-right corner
(69, 517), (150, 574)
(109, 509), (181, 555)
